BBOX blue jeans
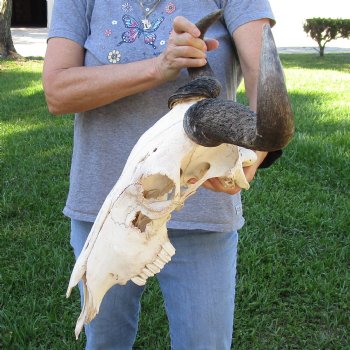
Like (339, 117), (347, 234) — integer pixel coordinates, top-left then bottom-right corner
(70, 219), (238, 350)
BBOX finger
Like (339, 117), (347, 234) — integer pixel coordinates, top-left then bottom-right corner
(201, 179), (217, 191)
(187, 178), (197, 184)
(243, 165), (257, 183)
(204, 38), (219, 51)
(170, 32), (207, 51)
(204, 178), (242, 195)
(205, 178), (224, 192)
(173, 16), (201, 37)
(169, 56), (207, 69)
(223, 186), (242, 195)
(172, 45), (207, 59)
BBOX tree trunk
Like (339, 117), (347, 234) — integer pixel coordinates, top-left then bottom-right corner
(319, 45), (325, 57)
(0, 0), (20, 58)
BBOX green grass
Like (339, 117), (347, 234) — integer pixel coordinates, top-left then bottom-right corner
(0, 53), (349, 349)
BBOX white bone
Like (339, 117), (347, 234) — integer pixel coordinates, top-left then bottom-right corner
(67, 98), (257, 338)
(142, 267), (155, 277)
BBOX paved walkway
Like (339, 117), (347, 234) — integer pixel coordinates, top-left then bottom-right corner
(11, 27), (350, 57)
(11, 28), (48, 57)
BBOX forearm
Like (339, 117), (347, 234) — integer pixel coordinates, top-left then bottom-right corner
(43, 17), (209, 116)
(43, 57), (163, 115)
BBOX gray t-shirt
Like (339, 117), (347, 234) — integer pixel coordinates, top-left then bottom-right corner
(49, 0), (274, 232)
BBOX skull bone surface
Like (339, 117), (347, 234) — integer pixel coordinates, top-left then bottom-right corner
(66, 98), (257, 337)
(66, 10), (294, 338)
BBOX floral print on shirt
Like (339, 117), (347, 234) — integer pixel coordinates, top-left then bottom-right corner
(108, 49), (121, 63)
(104, 1), (178, 64)
(117, 15), (165, 49)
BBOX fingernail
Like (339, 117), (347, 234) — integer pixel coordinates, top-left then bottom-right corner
(193, 28), (201, 37)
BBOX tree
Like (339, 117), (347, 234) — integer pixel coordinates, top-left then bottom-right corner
(0, 0), (19, 58)
(304, 18), (350, 57)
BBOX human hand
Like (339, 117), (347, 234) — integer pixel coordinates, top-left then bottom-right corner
(154, 16), (219, 82)
(188, 151), (268, 195)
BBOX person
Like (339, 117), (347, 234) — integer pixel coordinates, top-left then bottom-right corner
(43, 0), (276, 349)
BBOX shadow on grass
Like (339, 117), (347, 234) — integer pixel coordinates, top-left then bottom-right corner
(25, 56), (44, 61)
(0, 121), (80, 347)
(0, 69), (42, 91)
(0, 70), (46, 122)
(0, 64), (42, 81)
(0, 89), (49, 121)
(1, 119), (73, 222)
(0, 56), (43, 63)
(280, 53), (350, 73)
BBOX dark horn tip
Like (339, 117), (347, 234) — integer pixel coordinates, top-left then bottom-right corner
(256, 22), (295, 151)
(254, 129), (295, 152)
(188, 9), (224, 80)
(195, 9), (224, 40)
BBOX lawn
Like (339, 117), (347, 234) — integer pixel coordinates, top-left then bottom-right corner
(0, 53), (349, 349)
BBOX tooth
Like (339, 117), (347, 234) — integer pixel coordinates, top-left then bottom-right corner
(146, 263), (161, 274)
(142, 268), (154, 277)
(153, 258), (165, 269)
(157, 250), (170, 263)
(162, 241), (176, 256)
(131, 276), (147, 286)
(139, 272), (149, 280)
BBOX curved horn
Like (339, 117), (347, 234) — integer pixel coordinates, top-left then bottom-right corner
(187, 9), (224, 79)
(183, 24), (295, 151)
(168, 10), (223, 108)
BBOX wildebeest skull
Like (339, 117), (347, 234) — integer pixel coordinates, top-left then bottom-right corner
(66, 11), (294, 338)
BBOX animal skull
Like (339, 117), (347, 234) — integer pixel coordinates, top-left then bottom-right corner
(66, 11), (294, 338)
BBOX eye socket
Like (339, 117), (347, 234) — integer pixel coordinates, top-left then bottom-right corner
(141, 174), (175, 200)
(181, 162), (211, 183)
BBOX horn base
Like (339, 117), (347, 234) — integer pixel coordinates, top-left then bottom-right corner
(168, 77), (221, 109)
(183, 99), (260, 149)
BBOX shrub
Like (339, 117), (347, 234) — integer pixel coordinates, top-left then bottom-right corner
(303, 18), (350, 57)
